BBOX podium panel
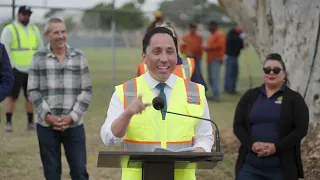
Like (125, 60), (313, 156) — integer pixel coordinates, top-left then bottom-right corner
(97, 151), (224, 180)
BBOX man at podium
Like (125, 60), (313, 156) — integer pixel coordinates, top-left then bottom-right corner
(100, 27), (214, 180)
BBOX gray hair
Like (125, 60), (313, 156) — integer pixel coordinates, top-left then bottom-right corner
(44, 17), (64, 33)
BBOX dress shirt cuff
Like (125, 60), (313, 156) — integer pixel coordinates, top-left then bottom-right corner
(112, 127), (126, 143)
(193, 141), (212, 152)
(70, 111), (80, 123)
(40, 109), (51, 122)
(193, 135), (214, 153)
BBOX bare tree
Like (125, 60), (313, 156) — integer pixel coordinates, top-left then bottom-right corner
(219, 0), (320, 179)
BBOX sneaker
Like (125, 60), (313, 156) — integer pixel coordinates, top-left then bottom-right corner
(5, 122), (12, 132)
(26, 122), (35, 131)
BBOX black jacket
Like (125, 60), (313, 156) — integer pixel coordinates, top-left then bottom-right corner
(226, 28), (243, 57)
(0, 43), (14, 102)
(233, 86), (309, 180)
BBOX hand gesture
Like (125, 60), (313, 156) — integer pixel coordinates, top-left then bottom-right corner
(45, 114), (73, 131)
(252, 142), (276, 157)
(126, 96), (151, 116)
(45, 114), (64, 130)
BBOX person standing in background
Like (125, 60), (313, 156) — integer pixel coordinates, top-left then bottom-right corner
(0, 5), (44, 132)
(146, 10), (164, 32)
(224, 26), (245, 94)
(0, 43), (14, 102)
(203, 20), (226, 102)
(180, 22), (203, 74)
(27, 18), (92, 180)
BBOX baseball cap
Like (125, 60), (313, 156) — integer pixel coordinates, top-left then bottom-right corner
(18, 6), (32, 14)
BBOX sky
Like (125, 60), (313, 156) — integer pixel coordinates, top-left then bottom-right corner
(0, 0), (218, 21)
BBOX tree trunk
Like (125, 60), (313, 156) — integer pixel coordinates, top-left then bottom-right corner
(219, 0), (320, 179)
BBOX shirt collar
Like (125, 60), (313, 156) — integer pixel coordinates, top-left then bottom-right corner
(46, 43), (76, 58)
(144, 71), (176, 90)
(260, 83), (286, 95)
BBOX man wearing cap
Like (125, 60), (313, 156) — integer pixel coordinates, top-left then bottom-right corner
(146, 10), (164, 32)
(180, 22), (203, 74)
(0, 5), (44, 132)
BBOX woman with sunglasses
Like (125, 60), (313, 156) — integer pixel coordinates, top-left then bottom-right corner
(233, 53), (309, 180)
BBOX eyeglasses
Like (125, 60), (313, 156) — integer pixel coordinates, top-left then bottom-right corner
(263, 67), (282, 75)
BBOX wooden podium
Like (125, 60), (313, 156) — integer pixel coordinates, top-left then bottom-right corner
(97, 151), (224, 180)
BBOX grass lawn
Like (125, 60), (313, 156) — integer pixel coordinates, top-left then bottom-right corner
(0, 46), (262, 180)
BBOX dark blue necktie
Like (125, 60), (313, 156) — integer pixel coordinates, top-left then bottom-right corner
(156, 83), (167, 120)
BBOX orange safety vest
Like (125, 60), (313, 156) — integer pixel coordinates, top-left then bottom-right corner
(136, 58), (195, 80)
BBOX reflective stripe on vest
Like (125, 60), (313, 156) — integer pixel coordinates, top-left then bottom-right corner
(181, 58), (192, 79)
(123, 139), (193, 152)
(123, 78), (137, 109)
(184, 79), (200, 104)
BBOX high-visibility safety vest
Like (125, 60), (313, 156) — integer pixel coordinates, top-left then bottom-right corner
(137, 57), (196, 80)
(5, 22), (40, 67)
(115, 75), (205, 180)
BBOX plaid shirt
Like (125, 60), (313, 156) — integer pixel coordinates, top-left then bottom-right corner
(27, 44), (92, 127)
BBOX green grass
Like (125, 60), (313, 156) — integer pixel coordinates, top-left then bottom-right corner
(0, 46), (262, 180)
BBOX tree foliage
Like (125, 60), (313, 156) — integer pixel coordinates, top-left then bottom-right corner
(158, 0), (232, 28)
(81, 2), (146, 31)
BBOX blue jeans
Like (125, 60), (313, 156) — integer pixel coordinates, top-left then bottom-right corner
(237, 152), (285, 180)
(207, 60), (221, 100)
(36, 124), (89, 180)
(224, 55), (239, 93)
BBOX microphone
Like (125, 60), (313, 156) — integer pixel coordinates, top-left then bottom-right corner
(152, 96), (221, 153)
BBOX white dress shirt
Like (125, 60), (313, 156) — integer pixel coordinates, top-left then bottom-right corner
(100, 72), (214, 152)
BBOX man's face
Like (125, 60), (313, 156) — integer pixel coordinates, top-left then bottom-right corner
(18, 11), (31, 26)
(209, 24), (217, 32)
(142, 33), (177, 82)
(45, 22), (67, 49)
(190, 27), (196, 33)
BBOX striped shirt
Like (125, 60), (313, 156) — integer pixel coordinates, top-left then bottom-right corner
(27, 44), (92, 127)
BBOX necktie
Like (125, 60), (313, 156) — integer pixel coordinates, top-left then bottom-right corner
(156, 83), (167, 120)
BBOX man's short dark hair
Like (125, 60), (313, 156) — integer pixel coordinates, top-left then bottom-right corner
(142, 27), (178, 53)
(209, 20), (218, 28)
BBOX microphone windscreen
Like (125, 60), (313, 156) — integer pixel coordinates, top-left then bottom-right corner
(152, 96), (164, 110)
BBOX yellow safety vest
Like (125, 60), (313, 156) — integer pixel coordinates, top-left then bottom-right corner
(6, 22), (40, 67)
(115, 75), (205, 180)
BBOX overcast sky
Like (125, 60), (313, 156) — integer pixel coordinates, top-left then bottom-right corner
(0, 0), (218, 21)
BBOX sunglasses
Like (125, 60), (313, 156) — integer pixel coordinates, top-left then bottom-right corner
(263, 67), (282, 75)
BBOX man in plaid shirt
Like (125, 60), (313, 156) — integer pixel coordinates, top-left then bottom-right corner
(27, 17), (92, 180)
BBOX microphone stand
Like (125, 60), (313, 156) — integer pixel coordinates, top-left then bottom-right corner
(161, 110), (221, 153)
